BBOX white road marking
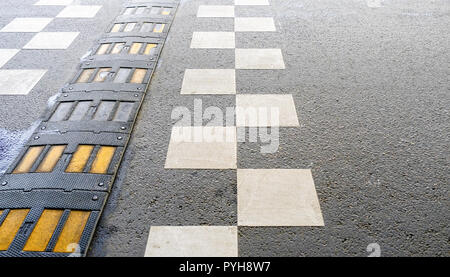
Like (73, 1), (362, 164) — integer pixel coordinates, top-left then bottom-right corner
(165, 126), (237, 169)
(0, 49), (20, 68)
(235, 17), (276, 32)
(181, 69), (236, 95)
(56, 5), (102, 18)
(197, 5), (235, 18)
(235, 0), (270, 6)
(237, 169), (324, 226)
(235, 48), (285, 69)
(0, 69), (47, 95)
(23, 32), (79, 49)
(34, 0), (73, 5)
(0, 18), (53, 32)
(367, 0), (383, 8)
(236, 94), (300, 127)
(190, 32), (235, 49)
(145, 226), (238, 257)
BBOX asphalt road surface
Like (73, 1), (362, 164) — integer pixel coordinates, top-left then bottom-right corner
(0, 0), (448, 257)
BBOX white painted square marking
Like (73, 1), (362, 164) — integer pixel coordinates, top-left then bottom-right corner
(197, 5), (235, 17)
(165, 126), (237, 169)
(23, 32), (79, 49)
(235, 48), (285, 69)
(0, 70), (47, 95)
(190, 32), (235, 49)
(181, 69), (236, 95)
(145, 226), (238, 257)
(0, 49), (20, 68)
(238, 169), (324, 226)
(0, 18), (53, 32)
(235, 17), (276, 32)
(236, 94), (299, 127)
(34, 0), (73, 5)
(235, 0), (269, 5)
(56, 5), (102, 18)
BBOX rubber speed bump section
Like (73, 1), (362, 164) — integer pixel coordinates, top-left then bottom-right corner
(0, 0), (180, 257)
(91, 37), (162, 62)
(0, 132), (127, 193)
(65, 60), (153, 92)
(0, 190), (106, 257)
(0, 209), (30, 251)
(40, 91), (144, 134)
(106, 18), (171, 38)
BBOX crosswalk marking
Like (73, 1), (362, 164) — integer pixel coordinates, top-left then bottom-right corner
(56, 5), (102, 18)
(190, 32), (236, 49)
(181, 69), (236, 95)
(197, 5), (235, 18)
(0, 18), (53, 32)
(236, 94), (300, 127)
(145, 226), (238, 257)
(235, 48), (285, 69)
(0, 69), (47, 95)
(237, 169), (324, 226)
(235, 17), (276, 32)
(165, 126), (237, 169)
(0, 49), (19, 68)
(23, 32), (79, 49)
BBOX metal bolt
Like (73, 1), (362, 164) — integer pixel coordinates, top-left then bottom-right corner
(41, 126), (46, 130)
(134, 94), (138, 97)
(98, 182), (104, 187)
(120, 126), (126, 130)
(117, 136), (123, 140)
(34, 136), (40, 140)
(1, 181), (7, 186)
(137, 87), (142, 90)
(92, 195), (99, 201)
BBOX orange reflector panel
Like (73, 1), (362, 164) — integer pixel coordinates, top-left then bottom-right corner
(65, 145), (94, 173)
(110, 23), (123, 33)
(23, 209), (63, 252)
(13, 146), (45, 174)
(153, 24), (165, 33)
(93, 68), (111, 82)
(0, 209), (30, 251)
(53, 211), (90, 253)
(129, 42), (143, 54)
(144, 44), (156, 55)
(90, 146), (116, 174)
(35, 145), (66, 173)
(130, 68), (147, 83)
(111, 43), (125, 54)
(76, 69), (94, 83)
(96, 43), (111, 55)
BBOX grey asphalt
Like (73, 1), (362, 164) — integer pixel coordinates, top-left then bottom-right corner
(0, 0), (448, 257)
(88, 0), (449, 256)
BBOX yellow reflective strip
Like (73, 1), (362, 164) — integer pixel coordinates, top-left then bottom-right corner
(76, 69), (94, 83)
(153, 24), (165, 33)
(161, 8), (171, 15)
(53, 211), (90, 253)
(144, 44), (156, 55)
(23, 209), (63, 252)
(0, 209), (30, 251)
(130, 68), (147, 83)
(13, 146), (44, 174)
(93, 68), (111, 82)
(110, 23), (123, 33)
(35, 145), (66, 173)
(129, 42), (143, 54)
(96, 43), (110, 55)
(65, 145), (94, 173)
(90, 146), (116, 174)
(111, 43), (125, 54)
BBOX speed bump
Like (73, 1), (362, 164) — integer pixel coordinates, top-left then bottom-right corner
(0, 0), (179, 257)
